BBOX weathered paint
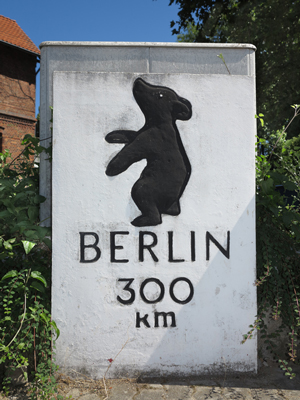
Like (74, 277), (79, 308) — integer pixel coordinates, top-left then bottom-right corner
(51, 63), (256, 378)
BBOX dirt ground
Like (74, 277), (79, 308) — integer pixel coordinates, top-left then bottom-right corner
(1, 359), (300, 400)
(0, 373), (138, 400)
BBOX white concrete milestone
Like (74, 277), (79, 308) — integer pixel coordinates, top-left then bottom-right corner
(48, 43), (257, 378)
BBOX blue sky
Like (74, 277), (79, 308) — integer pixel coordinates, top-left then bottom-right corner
(1, 0), (180, 114)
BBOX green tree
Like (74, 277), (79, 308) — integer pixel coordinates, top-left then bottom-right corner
(169, 0), (300, 138)
(177, 21), (198, 42)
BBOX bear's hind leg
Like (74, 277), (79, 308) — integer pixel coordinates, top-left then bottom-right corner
(165, 200), (180, 216)
(131, 180), (162, 227)
(131, 212), (161, 227)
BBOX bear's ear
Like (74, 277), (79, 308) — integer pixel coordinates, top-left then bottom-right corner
(172, 98), (192, 121)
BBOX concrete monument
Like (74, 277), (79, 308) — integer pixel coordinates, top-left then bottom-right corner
(40, 42), (257, 378)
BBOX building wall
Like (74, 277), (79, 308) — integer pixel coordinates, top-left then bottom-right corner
(0, 114), (35, 159)
(0, 42), (37, 160)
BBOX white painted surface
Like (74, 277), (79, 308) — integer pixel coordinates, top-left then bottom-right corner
(52, 70), (256, 378)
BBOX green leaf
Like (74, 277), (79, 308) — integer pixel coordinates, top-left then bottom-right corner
(50, 320), (60, 339)
(0, 210), (11, 219)
(28, 206), (39, 222)
(36, 226), (51, 240)
(33, 194), (46, 204)
(269, 206), (279, 216)
(30, 281), (45, 293)
(23, 230), (38, 240)
(22, 240), (36, 254)
(43, 237), (52, 249)
(3, 240), (13, 250)
(282, 211), (296, 227)
(1, 270), (18, 280)
(40, 312), (50, 325)
(30, 271), (47, 287)
(261, 178), (274, 194)
(283, 181), (297, 191)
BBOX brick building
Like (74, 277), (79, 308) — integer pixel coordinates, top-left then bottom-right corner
(0, 15), (40, 160)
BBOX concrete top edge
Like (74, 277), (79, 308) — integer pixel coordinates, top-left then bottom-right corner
(39, 41), (256, 50)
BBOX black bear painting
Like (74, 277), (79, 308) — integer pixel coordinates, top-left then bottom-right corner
(105, 78), (192, 227)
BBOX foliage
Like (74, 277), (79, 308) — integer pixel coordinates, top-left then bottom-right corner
(0, 136), (60, 398)
(243, 106), (300, 377)
(177, 21), (198, 43)
(170, 0), (300, 139)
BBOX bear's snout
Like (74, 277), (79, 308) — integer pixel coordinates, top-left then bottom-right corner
(133, 78), (148, 95)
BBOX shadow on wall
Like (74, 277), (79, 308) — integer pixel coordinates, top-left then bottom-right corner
(109, 197), (257, 379)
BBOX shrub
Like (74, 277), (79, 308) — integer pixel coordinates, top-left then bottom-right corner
(0, 135), (60, 399)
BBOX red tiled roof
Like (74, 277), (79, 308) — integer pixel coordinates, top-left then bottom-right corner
(0, 15), (40, 55)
